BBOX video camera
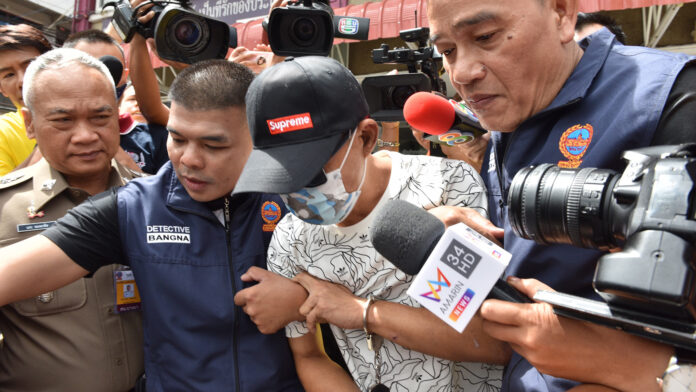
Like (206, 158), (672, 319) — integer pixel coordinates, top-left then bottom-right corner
(508, 143), (696, 350)
(105, 0), (236, 64)
(362, 27), (447, 122)
(266, 0), (369, 57)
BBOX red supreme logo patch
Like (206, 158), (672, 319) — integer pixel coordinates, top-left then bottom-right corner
(267, 113), (314, 135)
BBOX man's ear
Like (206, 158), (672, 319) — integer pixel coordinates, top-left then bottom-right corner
(550, 0), (579, 44)
(21, 107), (35, 139)
(357, 118), (379, 155)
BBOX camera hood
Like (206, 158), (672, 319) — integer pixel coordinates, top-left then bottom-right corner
(153, 5), (235, 64)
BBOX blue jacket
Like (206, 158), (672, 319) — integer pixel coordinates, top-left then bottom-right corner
(482, 29), (694, 391)
(116, 162), (302, 392)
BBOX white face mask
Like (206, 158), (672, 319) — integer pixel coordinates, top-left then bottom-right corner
(280, 129), (367, 225)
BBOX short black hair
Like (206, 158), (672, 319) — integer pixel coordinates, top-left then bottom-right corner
(63, 29), (119, 47)
(0, 24), (52, 55)
(63, 29), (126, 60)
(576, 12), (627, 44)
(169, 60), (255, 111)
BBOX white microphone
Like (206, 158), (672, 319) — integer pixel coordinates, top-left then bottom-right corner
(370, 200), (527, 332)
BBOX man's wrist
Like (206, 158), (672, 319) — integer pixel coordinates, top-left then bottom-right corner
(376, 139), (400, 148)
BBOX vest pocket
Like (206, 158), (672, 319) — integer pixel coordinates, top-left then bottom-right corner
(11, 279), (87, 316)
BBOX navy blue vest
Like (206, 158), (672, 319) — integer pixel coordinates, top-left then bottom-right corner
(482, 30), (694, 391)
(117, 162), (302, 392)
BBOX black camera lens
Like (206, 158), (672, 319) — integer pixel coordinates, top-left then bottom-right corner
(290, 17), (317, 47)
(389, 85), (417, 109)
(174, 19), (201, 46)
(508, 164), (619, 249)
(165, 14), (210, 56)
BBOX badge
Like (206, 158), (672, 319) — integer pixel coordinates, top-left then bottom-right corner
(113, 268), (142, 312)
(26, 201), (45, 219)
(41, 179), (56, 191)
(261, 201), (282, 232)
(17, 221), (56, 233)
(558, 124), (593, 168)
(37, 292), (54, 303)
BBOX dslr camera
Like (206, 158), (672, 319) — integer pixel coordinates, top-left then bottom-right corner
(106, 0), (236, 64)
(509, 144), (696, 348)
(266, 0), (369, 57)
(362, 27), (447, 122)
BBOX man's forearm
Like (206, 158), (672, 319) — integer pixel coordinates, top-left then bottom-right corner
(289, 334), (359, 392)
(129, 35), (169, 126)
(366, 301), (510, 364)
(0, 235), (88, 306)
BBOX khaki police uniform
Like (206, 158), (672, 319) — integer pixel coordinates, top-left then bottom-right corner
(0, 158), (144, 392)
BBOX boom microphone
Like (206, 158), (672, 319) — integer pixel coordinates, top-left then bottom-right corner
(99, 55), (123, 87)
(403, 92), (487, 145)
(370, 200), (531, 307)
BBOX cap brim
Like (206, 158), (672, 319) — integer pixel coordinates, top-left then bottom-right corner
(233, 132), (346, 195)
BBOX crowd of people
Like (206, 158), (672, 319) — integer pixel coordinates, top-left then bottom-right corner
(0, 0), (694, 391)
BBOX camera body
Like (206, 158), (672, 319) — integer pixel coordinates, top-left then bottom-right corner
(266, 0), (369, 57)
(108, 0), (235, 64)
(362, 27), (447, 122)
(509, 144), (696, 321)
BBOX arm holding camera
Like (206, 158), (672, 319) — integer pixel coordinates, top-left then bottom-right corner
(480, 277), (673, 392)
(127, 0), (170, 126)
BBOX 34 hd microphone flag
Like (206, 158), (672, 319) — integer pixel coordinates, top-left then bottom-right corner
(370, 200), (512, 332)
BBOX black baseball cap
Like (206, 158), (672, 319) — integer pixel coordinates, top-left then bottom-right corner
(233, 56), (369, 194)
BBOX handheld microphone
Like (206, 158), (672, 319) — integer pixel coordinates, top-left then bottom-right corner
(370, 200), (531, 331)
(99, 55), (123, 87)
(403, 92), (487, 146)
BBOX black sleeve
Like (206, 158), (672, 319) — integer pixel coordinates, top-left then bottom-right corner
(148, 123), (171, 172)
(42, 187), (125, 273)
(651, 61), (696, 145)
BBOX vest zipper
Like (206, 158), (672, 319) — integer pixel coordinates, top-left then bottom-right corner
(224, 197), (241, 392)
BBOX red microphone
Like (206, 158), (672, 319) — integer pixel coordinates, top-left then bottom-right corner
(403, 92), (486, 145)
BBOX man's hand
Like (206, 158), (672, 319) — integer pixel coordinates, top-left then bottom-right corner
(426, 205), (504, 244)
(131, 0), (156, 23)
(228, 46), (275, 74)
(234, 267), (307, 334)
(480, 277), (671, 391)
(293, 272), (366, 333)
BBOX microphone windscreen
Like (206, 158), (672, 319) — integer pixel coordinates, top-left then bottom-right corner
(99, 55), (123, 86)
(403, 92), (456, 136)
(369, 199), (445, 275)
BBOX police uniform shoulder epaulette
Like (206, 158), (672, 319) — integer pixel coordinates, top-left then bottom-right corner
(0, 167), (33, 190)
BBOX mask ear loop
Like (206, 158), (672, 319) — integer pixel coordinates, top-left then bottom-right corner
(346, 127), (368, 193)
(338, 128), (359, 171)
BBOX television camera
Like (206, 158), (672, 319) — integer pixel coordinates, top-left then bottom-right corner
(362, 27), (447, 122)
(265, 0), (369, 57)
(105, 0), (236, 64)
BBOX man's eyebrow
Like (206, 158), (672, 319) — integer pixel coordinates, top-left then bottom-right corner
(0, 66), (10, 75)
(167, 128), (229, 142)
(92, 105), (114, 113)
(430, 11), (499, 43)
(47, 108), (72, 115)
